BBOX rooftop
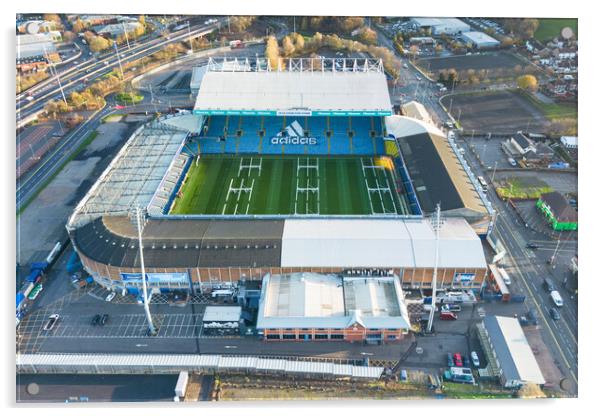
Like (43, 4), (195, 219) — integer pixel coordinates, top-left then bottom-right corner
(539, 191), (578, 223)
(483, 316), (546, 385)
(193, 58), (391, 115)
(202, 306), (242, 322)
(461, 31), (501, 45)
(257, 273), (410, 330)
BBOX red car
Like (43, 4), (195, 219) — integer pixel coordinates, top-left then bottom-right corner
(453, 353), (463, 367)
(439, 311), (458, 320)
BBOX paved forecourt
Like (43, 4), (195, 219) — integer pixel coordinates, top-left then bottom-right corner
(170, 155), (409, 216)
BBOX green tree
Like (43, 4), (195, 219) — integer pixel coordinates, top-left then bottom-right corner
(89, 35), (111, 52)
(517, 74), (538, 91)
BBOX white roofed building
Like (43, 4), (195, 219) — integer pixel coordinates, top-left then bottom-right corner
(409, 17), (470, 35)
(461, 31), (501, 49)
(257, 272), (410, 343)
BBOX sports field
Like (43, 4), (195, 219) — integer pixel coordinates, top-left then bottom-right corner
(170, 155), (410, 216)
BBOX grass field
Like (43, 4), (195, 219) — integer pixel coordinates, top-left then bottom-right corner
(534, 18), (578, 42)
(170, 155), (409, 216)
(518, 91), (577, 121)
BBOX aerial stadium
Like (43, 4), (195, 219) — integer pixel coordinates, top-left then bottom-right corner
(67, 57), (492, 342)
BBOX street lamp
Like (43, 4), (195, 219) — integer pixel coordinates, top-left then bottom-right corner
(135, 206), (156, 336)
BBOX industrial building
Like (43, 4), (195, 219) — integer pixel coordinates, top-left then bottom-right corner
(476, 316), (546, 388)
(409, 17), (471, 35)
(460, 31), (501, 49)
(256, 272), (410, 342)
(202, 306), (242, 335)
(16, 32), (61, 60)
(536, 192), (578, 231)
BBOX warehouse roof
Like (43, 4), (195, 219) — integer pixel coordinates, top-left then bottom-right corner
(257, 273), (410, 330)
(461, 31), (501, 46)
(202, 306), (242, 322)
(193, 67), (392, 114)
(539, 192), (578, 223)
(483, 316), (546, 385)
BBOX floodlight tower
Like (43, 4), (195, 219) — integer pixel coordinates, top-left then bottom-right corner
(135, 206), (156, 335)
(427, 203), (443, 333)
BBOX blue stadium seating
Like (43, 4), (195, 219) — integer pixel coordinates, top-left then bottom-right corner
(194, 115), (385, 156)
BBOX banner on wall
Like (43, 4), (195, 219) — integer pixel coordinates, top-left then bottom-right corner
(120, 272), (189, 284)
(453, 272), (476, 284)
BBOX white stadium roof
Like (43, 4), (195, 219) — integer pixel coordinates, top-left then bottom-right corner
(193, 69), (392, 115)
(280, 218), (486, 269)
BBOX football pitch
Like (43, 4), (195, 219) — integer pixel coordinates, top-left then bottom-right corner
(170, 155), (411, 216)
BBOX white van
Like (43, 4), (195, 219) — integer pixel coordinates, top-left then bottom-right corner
(550, 290), (564, 307)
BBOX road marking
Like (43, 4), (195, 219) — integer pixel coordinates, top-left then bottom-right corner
(496, 215), (577, 383)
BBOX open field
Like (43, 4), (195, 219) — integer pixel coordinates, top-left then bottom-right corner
(170, 155), (409, 216)
(495, 176), (553, 200)
(518, 91), (577, 121)
(441, 90), (550, 134)
(534, 18), (578, 42)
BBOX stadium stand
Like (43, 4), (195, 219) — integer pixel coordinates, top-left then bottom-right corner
(194, 115), (385, 156)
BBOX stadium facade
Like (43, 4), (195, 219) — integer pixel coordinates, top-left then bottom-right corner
(67, 57), (491, 312)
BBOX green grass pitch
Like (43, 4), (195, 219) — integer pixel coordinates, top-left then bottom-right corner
(169, 155), (411, 216)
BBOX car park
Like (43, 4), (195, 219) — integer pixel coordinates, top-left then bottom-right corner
(471, 351), (480, 367)
(549, 307), (561, 321)
(453, 353), (462, 367)
(43, 314), (60, 331)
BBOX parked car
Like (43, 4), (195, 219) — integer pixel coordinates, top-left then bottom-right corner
(100, 314), (109, 326)
(105, 292), (116, 302)
(453, 353), (463, 367)
(440, 311), (458, 320)
(508, 157), (517, 166)
(549, 307), (561, 321)
(463, 355), (471, 368)
(447, 352), (454, 367)
(471, 351), (480, 367)
(43, 314), (60, 331)
(400, 369), (408, 382)
(91, 314), (101, 326)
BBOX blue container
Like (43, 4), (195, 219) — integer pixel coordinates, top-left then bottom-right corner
(30, 262), (49, 273)
(26, 269), (42, 283)
(86, 276), (94, 284)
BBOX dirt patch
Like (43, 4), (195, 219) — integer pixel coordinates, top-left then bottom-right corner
(441, 90), (549, 134)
